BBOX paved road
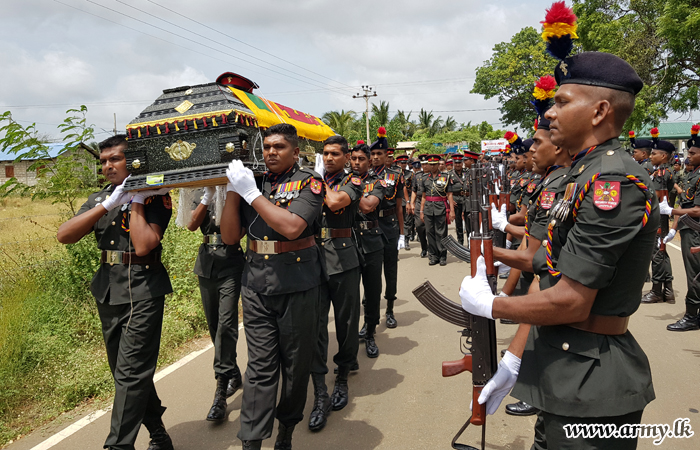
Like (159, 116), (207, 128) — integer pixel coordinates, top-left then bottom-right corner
(8, 230), (700, 450)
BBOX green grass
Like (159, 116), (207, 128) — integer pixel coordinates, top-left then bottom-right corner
(0, 206), (211, 446)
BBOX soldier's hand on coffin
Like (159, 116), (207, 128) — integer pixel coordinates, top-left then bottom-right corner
(100, 175), (132, 211)
(131, 187), (171, 205)
(459, 255), (494, 319)
(397, 235), (406, 250)
(663, 229), (676, 244)
(201, 186), (215, 206)
(475, 350), (521, 415)
(659, 197), (673, 216)
(314, 153), (326, 177)
(226, 160), (262, 205)
(490, 202), (508, 232)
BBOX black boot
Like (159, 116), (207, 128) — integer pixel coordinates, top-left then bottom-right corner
(385, 299), (397, 329)
(274, 422), (295, 450)
(365, 324), (379, 358)
(331, 367), (350, 411)
(358, 322), (367, 340)
(308, 373), (331, 431)
(420, 250), (428, 258)
(206, 376), (229, 421)
(641, 283), (663, 303)
(333, 362), (359, 374)
(405, 235), (411, 250)
(667, 304), (700, 331)
(242, 440), (262, 450)
(505, 401), (539, 416)
(226, 367), (243, 397)
(145, 419), (174, 450)
(663, 282), (676, 304)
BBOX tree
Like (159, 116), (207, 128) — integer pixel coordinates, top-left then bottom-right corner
(371, 101), (390, 126)
(443, 116), (458, 133)
(0, 106), (101, 215)
(471, 27), (558, 132)
(321, 109), (357, 138)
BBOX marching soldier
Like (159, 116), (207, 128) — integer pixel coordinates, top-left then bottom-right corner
(221, 123), (325, 450)
(418, 154), (457, 266)
(449, 153), (469, 246)
(663, 124), (700, 331)
(396, 154), (414, 249)
(308, 135), (363, 431)
(641, 130), (676, 304)
(187, 188), (244, 421)
(351, 142), (386, 358)
(56, 135), (174, 450)
(629, 130), (654, 176)
(369, 127), (405, 329)
(411, 156), (429, 257)
(461, 44), (659, 449)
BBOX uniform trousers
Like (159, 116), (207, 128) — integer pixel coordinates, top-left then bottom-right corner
(238, 285), (319, 440)
(651, 216), (673, 284)
(453, 196), (469, 244)
(311, 267), (361, 375)
(96, 296), (166, 450)
(531, 410), (643, 450)
(360, 249), (384, 327)
(403, 199), (415, 238)
(424, 212), (447, 260)
(382, 233), (399, 302)
(680, 229), (700, 306)
(414, 213), (428, 252)
(198, 271), (243, 379)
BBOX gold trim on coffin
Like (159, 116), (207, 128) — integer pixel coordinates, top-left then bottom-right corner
(126, 109), (257, 129)
(165, 140), (196, 161)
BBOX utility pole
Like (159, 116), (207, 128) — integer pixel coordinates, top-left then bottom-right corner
(353, 85), (377, 142)
(113, 113), (117, 136)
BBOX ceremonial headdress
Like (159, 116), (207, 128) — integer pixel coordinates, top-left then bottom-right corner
(426, 154), (442, 164)
(463, 151), (480, 160)
(523, 138), (535, 152)
(369, 127), (389, 151)
(628, 130), (652, 150)
(395, 154), (410, 162)
(532, 75), (556, 131)
(542, 1), (643, 95)
(504, 131), (528, 155)
(650, 127), (675, 154)
(387, 148), (395, 157)
(687, 125), (700, 150)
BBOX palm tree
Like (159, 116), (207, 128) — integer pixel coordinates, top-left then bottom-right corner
(418, 109), (434, 132)
(322, 110), (357, 137)
(371, 101), (390, 126)
(392, 110), (417, 139)
(443, 116), (457, 133)
(429, 116), (444, 137)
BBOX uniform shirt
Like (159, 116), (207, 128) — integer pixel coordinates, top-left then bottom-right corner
(450, 169), (470, 210)
(354, 172), (386, 255)
(403, 168), (414, 198)
(518, 173), (542, 210)
(510, 170), (529, 206)
(319, 170), (363, 276)
(529, 167), (570, 271)
(639, 158), (654, 176)
(240, 164), (325, 295)
(650, 163), (673, 194)
(373, 165), (404, 240)
(418, 171), (458, 216)
(192, 191), (245, 280)
(679, 166), (700, 231)
(76, 184), (173, 305)
(512, 139), (659, 417)
(412, 171), (426, 194)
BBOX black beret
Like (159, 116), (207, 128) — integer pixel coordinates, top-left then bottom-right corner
(631, 139), (652, 150)
(523, 139), (534, 152)
(537, 115), (551, 131)
(555, 52), (644, 95)
(652, 140), (675, 154)
(369, 136), (388, 151)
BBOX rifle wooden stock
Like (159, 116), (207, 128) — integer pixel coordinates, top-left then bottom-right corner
(692, 246), (700, 254)
(471, 386), (486, 426)
(442, 355), (472, 377)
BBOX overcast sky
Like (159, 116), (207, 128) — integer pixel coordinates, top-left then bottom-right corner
(0, 0), (557, 142)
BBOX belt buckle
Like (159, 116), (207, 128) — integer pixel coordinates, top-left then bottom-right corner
(379, 210), (385, 218)
(320, 228), (330, 239)
(359, 222), (369, 230)
(209, 234), (220, 245)
(256, 240), (276, 255)
(105, 250), (122, 265)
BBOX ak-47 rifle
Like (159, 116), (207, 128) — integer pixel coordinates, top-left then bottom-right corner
(657, 186), (670, 252)
(443, 235), (470, 263)
(411, 161), (498, 450)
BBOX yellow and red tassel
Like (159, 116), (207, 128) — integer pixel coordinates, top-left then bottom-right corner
(533, 75), (557, 100)
(691, 124), (700, 136)
(377, 126), (387, 137)
(541, 1), (578, 40)
(650, 127), (659, 139)
(504, 131), (518, 144)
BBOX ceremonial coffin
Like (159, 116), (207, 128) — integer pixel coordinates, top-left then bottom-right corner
(123, 72), (335, 190)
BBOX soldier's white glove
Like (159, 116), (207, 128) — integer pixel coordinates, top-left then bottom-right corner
(132, 187), (171, 204)
(398, 235), (406, 250)
(659, 197), (673, 216)
(200, 186), (215, 206)
(99, 175), (131, 211)
(497, 291), (508, 297)
(314, 153), (326, 177)
(490, 202), (508, 233)
(459, 256), (495, 319)
(506, 239), (512, 249)
(226, 160), (261, 205)
(473, 350), (521, 415)
(663, 229), (677, 244)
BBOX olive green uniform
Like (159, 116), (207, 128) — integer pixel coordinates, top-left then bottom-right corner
(418, 171), (458, 262)
(650, 164), (674, 284)
(403, 168), (415, 239)
(450, 168), (471, 245)
(76, 186), (173, 450)
(237, 164), (325, 441)
(373, 165), (404, 303)
(192, 193), (245, 382)
(517, 140), (659, 449)
(412, 171), (429, 252)
(679, 167), (700, 307)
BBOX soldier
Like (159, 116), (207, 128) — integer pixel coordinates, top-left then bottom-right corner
(308, 136), (363, 431)
(461, 49), (658, 449)
(369, 128), (405, 329)
(641, 131), (676, 304)
(410, 157), (429, 257)
(669, 155), (683, 208)
(56, 135), (174, 450)
(396, 154), (414, 249)
(629, 130), (654, 176)
(351, 142), (386, 357)
(449, 153), (469, 246)
(662, 124), (700, 331)
(220, 123), (324, 450)
(187, 187), (244, 421)
(418, 154), (457, 265)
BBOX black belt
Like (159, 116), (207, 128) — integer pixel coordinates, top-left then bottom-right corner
(356, 220), (379, 230)
(248, 236), (316, 255)
(318, 227), (353, 238)
(100, 250), (161, 265)
(379, 207), (396, 218)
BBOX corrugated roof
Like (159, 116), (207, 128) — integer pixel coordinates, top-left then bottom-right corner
(0, 143), (66, 162)
(635, 122), (697, 140)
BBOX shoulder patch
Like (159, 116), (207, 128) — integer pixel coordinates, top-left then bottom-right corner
(526, 182), (536, 193)
(310, 179), (322, 195)
(593, 180), (620, 210)
(351, 176), (361, 186)
(540, 191), (555, 210)
(380, 180), (387, 188)
(520, 178), (528, 187)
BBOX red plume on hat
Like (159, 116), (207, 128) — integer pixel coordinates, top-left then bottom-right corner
(504, 131), (518, 143)
(377, 126), (387, 137)
(541, 2), (578, 61)
(691, 125), (700, 136)
(629, 130), (636, 139)
(357, 140), (365, 145)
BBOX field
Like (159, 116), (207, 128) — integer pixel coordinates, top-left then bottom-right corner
(0, 196), (210, 447)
